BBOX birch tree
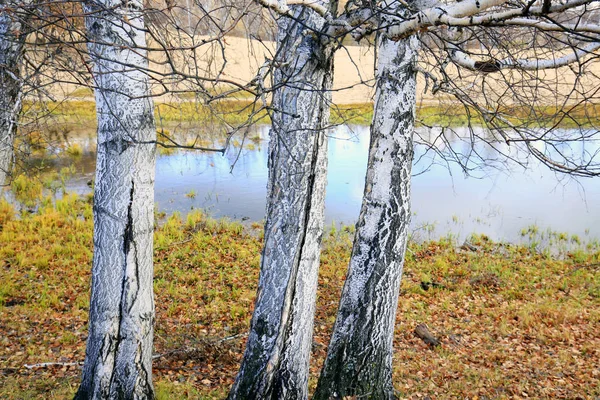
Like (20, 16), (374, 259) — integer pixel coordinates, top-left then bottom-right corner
(314, 8), (420, 397)
(0, 0), (30, 187)
(228, 1), (336, 398)
(314, 0), (600, 397)
(75, 0), (157, 397)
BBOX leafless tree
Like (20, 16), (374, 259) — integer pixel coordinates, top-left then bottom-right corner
(0, 0), (33, 187)
(212, 0), (600, 398)
(228, 3), (336, 398)
(314, 0), (600, 397)
(2, 0), (600, 398)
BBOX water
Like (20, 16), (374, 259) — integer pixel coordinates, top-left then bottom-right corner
(29, 124), (600, 243)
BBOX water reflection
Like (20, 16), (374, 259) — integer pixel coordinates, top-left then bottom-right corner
(25, 124), (600, 242)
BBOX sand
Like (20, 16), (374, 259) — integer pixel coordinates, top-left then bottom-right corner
(45, 34), (600, 108)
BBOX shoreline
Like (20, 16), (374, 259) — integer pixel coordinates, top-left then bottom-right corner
(3, 189), (599, 253)
(22, 98), (600, 129)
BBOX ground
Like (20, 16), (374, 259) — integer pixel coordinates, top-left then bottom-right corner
(0, 192), (598, 399)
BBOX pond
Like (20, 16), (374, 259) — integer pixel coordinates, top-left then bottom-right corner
(18, 123), (600, 243)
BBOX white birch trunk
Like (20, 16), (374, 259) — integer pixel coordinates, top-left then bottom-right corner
(228, 4), (333, 399)
(75, 0), (156, 398)
(0, 2), (28, 187)
(314, 33), (420, 400)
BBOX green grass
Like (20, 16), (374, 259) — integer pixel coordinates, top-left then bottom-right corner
(65, 143), (83, 157)
(0, 194), (598, 398)
(22, 99), (600, 130)
(68, 88), (94, 98)
(10, 174), (43, 208)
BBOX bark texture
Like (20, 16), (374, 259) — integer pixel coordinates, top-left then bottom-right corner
(75, 0), (156, 398)
(0, 2), (29, 187)
(314, 33), (420, 400)
(228, 4), (334, 400)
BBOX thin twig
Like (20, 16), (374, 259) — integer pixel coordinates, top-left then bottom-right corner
(24, 362), (83, 369)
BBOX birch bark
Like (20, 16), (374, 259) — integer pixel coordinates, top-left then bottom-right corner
(228, 3), (334, 399)
(0, 1), (29, 187)
(314, 31), (420, 400)
(75, 0), (157, 398)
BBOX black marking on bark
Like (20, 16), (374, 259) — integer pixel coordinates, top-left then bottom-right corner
(136, 338), (154, 397)
(108, 317), (124, 395)
(474, 60), (502, 73)
(522, 0), (537, 16)
(127, 179), (140, 313)
(120, 0), (143, 12)
(123, 179), (135, 268)
(542, 0), (551, 14)
(102, 137), (131, 155)
(106, 179), (135, 396)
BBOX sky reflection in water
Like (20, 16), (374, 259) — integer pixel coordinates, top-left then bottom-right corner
(63, 124), (600, 243)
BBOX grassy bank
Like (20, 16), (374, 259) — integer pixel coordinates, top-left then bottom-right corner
(22, 99), (600, 130)
(0, 194), (598, 399)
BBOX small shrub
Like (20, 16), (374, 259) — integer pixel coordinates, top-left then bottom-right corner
(11, 174), (43, 208)
(66, 143), (83, 157)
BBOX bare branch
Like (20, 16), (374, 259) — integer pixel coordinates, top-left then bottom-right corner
(253, 0), (330, 19)
(449, 40), (600, 72)
(386, 0), (596, 39)
(24, 362), (83, 369)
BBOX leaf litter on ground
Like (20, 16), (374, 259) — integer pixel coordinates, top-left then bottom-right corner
(0, 194), (598, 399)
